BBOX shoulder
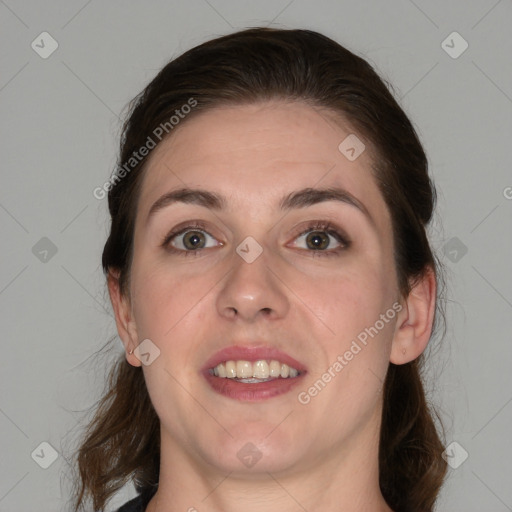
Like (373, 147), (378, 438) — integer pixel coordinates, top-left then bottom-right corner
(114, 486), (158, 512)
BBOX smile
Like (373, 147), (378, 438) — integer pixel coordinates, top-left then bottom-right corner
(209, 359), (301, 381)
(202, 345), (307, 401)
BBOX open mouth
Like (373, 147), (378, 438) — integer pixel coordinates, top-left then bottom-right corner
(209, 359), (302, 382)
(204, 356), (306, 401)
(202, 345), (307, 401)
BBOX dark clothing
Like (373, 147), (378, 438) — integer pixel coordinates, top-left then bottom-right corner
(115, 486), (158, 512)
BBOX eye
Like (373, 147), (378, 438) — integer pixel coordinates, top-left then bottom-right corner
(290, 221), (350, 256)
(172, 229), (215, 251)
(161, 222), (222, 255)
(161, 220), (349, 257)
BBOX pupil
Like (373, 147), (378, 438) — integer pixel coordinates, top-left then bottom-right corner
(184, 231), (204, 249)
(307, 231), (328, 250)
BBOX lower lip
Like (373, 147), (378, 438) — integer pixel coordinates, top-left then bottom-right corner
(203, 370), (306, 401)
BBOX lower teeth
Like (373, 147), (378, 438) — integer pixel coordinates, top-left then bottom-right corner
(234, 377), (276, 383)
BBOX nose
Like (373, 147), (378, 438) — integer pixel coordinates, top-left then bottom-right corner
(216, 247), (290, 323)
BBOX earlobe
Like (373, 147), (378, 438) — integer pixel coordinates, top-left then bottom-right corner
(107, 270), (142, 367)
(390, 267), (436, 365)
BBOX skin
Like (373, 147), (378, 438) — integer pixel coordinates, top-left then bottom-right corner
(108, 100), (436, 512)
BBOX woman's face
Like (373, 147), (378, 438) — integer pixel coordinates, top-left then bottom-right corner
(123, 100), (402, 475)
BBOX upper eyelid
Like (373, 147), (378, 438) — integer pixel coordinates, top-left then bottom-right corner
(168, 222), (343, 238)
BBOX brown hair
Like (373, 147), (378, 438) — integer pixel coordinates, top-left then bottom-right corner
(70, 27), (448, 512)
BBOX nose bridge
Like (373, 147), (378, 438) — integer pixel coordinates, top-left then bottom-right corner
(216, 238), (289, 321)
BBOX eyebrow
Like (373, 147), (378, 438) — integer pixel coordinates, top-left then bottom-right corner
(146, 186), (375, 228)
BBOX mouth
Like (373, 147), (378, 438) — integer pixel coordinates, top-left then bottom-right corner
(202, 346), (307, 401)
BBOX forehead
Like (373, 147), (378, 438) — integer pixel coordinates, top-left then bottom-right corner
(137, 101), (389, 227)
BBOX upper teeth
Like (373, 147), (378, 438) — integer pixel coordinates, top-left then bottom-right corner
(212, 360), (299, 379)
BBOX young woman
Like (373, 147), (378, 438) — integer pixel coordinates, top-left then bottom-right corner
(72, 27), (448, 512)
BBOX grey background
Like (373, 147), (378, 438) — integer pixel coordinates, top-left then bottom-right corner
(1, 1), (511, 511)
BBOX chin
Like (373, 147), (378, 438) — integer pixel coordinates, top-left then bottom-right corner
(202, 431), (301, 475)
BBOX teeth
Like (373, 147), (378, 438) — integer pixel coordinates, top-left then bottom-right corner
(269, 360), (281, 377)
(237, 377), (274, 383)
(225, 361), (236, 378)
(216, 363), (227, 378)
(236, 360), (253, 378)
(211, 359), (300, 380)
(253, 360), (269, 378)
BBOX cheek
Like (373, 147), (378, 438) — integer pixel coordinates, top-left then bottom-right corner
(130, 269), (207, 414)
(294, 262), (395, 389)
(293, 259), (391, 336)
(130, 260), (211, 341)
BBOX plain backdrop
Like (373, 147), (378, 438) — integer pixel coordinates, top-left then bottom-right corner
(1, 1), (511, 511)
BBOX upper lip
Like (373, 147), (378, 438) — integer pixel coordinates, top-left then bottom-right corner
(202, 344), (307, 373)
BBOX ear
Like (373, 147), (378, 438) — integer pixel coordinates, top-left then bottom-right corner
(390, 266), (436, 364)
(107, 269), (142, 367)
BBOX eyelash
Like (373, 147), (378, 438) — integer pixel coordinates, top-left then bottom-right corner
(160, 220), (351, 258)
